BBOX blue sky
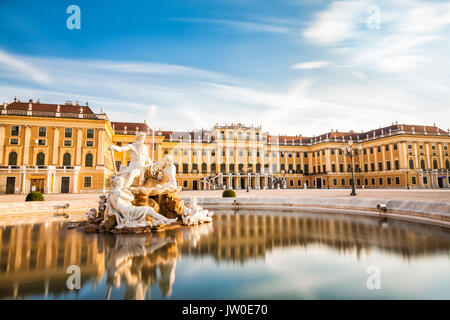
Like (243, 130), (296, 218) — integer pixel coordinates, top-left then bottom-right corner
(1, 0), (450, 135)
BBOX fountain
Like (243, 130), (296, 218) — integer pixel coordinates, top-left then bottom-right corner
(68, 132), (213, 234)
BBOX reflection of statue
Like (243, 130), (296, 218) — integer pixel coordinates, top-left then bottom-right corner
(108, 175), (177, 229)
(108, 132), (153, 188)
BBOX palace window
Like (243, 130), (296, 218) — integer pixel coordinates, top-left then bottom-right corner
(364, 164), (368, 172)
(395, 177), (400, 184)
(85, 153), (93, 167)
(331, 149), (335, 155)
(84, 176), (92, 188)
(421, 159), (426, 169)
(87, 129), (94, 139)
(63, 153), (71, 166)
(379, 178), (383, 185)
(371, 178), (375, 185)
(394, 143), (398, 150)
(8, 152), (18, 165)
(433, 160), (438, 169)
(38, 139), (46, 146)
(36, 152), (45, 166)
(395, 160), (399, 170)
(10, 138), (18, 145)
(387, 177), (391, 185)
(11, 126), (19, 136)
(39, 127), (46, 137)
(64, 140), (72, 147)
(65, 128), (72, 138)
(377, 146), (381, 153)
(385, 145), (389, 151)
(202, 163), (207, 173)
(371, 163), (375, 171)
(164, 149), (168, 155)
(202, 150), (207, 156)
(409, 159), (414, 169)
(332, 164), (336, 172)
(333, 179), (337, 186)
(297, 152), (300, 157)
(412, 177), (416, 184)
(386, 161), (391, 170)
(378, 162), (383, 171)
(341, 179), (345, 186)
(86, 141), (94, 147)
(339, 164), (344, 172)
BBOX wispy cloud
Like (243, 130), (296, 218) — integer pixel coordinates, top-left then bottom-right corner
(0, 50), (51, 85)
(172, 17), (292, 34)
(292, 61), (331, 70)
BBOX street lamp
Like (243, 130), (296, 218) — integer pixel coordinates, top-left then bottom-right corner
(246, 165), (251, 192)
(406, 170), (410, 189)
(341, 140), (362, 196)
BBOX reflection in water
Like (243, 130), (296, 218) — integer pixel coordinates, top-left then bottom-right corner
(0, 211), (449, 299)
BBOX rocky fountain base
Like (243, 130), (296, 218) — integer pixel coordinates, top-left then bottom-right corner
(67, 191), (213, 234)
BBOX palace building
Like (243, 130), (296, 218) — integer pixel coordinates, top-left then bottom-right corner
(1, 98), (450, 194)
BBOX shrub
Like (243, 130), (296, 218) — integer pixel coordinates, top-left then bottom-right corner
(25, 191), (44, 201)
(222, 189), (236, 198)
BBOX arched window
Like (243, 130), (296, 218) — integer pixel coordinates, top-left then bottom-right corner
(182, 163), (188, 174)
(288, 164), (293, 171)
(238, 163), (244, 173)
(210, 163), (216, 173)
(446, 160), (449, 170)
(420, 159), (425, 170)
(256, 163), (261, 173)
(304, 164), (309, 175)
(201, 163), (207, 173)
(192, 163), (198, 172)
(433, 160), (438, 169)
(409, 159), (414, 170)
(36, 152), (45, 166)
(229, 164), (235, 173)
(296, 164), (301, 173)
(85, 153), (93, 167)
(8, 152), (17, 166)
(63, 153), (71, 166)
(280, 164), (285, 171)
(220, 163), (226, 173)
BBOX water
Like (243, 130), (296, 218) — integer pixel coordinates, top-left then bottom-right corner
(0, 210), (449, 300)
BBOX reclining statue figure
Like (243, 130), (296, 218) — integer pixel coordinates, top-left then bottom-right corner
(106, 175), (177, 229)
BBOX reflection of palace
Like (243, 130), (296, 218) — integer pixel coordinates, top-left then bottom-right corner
(0, 222), (105, 299)
(1, 99), (450, 194)
(0, 213), (449, 299)
(181, 212), (450, 262)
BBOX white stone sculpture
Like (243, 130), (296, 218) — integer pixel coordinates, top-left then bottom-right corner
(108, 132), (153, 188)
(182, 197), (214, 226)
(132, 154), (182, 196)
(107, 175), (177, 229)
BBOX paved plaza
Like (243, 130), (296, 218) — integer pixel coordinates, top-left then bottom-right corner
(0, 188), (449, 203)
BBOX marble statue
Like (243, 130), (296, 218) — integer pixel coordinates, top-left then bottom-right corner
(132, 154), (182, 196)
(182, 197), (214, 226)
(107, 175), (177, 229)
(76, 133), (213, 234)
(109, 132), (153, 188)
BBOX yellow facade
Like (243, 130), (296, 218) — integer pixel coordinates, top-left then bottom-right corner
(1, 100), (450, 194)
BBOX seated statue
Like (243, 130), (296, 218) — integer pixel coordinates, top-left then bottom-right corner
(107, 175), (177, 229)
(132, 154), (182, 196)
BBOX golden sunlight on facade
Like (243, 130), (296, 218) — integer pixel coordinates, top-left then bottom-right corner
(1, 99), (450, 194)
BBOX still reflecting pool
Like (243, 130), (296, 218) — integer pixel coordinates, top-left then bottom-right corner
(0, 210), (449, 299)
